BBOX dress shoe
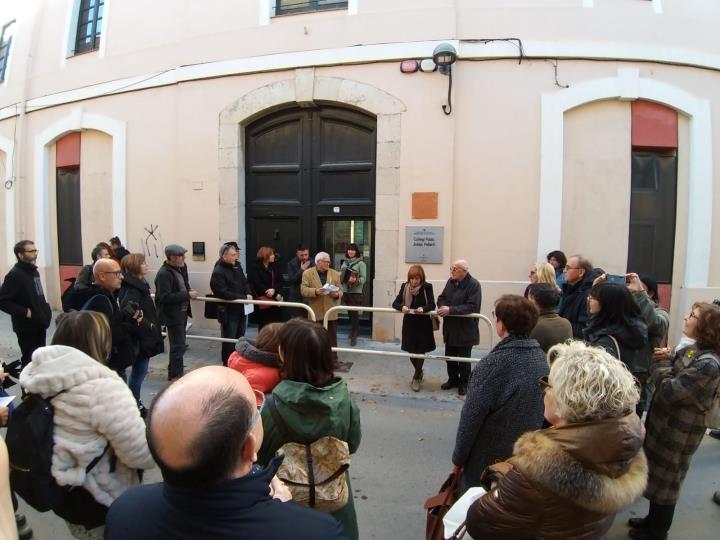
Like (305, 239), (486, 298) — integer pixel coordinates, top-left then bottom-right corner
(628, 517), (648, 529)
(440, 380), (458, 390)
(410, 378), (421, 392)
(708, 429), (720, 440)
(628, 527), (667, 540)
(458, 383), (468, 396)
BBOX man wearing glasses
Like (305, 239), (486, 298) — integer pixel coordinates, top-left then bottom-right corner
(557, 254), (602, 338)
(105, 366), (346, 540)
(437, 259), (482, 396)
(0, 240), (52, 369)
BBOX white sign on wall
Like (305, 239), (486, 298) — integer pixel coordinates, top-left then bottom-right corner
(405, 226), (443, 263)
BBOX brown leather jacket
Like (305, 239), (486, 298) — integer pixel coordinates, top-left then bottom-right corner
(466, 414), (647, 539)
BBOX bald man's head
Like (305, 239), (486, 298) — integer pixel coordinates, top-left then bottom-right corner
(93, 258), (123, 292)
(147, 366), (259, 488)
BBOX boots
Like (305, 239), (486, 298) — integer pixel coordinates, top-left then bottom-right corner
(410, 369), (423, 392)
(15, 513), (33, 540)
(628, 502), (675, 540)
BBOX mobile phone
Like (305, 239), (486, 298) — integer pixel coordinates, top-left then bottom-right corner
(606, 274), (626, 284)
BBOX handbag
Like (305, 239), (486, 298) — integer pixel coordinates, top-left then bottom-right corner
(423, 289), (441, 332)
(255, 269), (276, 310)
(204, 293), (218, 319)
(424, 470), (461, 540)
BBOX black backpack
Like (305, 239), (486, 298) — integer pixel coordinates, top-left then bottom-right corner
(6, 392), (108, 512)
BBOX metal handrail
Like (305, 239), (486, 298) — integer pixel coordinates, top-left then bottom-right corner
(195, 295), (316, 322)
(323, 305), (495, 364)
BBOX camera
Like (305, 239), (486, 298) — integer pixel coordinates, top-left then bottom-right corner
(122, 300), (141, 318)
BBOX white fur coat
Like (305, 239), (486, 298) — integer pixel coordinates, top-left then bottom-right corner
(20, 345), (155, 507)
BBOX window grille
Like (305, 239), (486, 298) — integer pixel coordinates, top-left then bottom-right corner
(74, 0), (104, 54)
(274, 0), (348, 16)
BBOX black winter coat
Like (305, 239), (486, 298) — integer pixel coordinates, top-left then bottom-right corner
(437, 273), (482, 347)
(248, 261), (280, 299)
(154, 263), (190, 326)
(392, 282), (436, 354)
(68, 285), (139, 370)
(0, 261), (52, 333)
(584, 318), (648, 372)
(119, 275), (164, 358)
(210, 259), (252, 316)
(286, 256), (313, 303)
(452, 335), (548, 492)
(558, 268), (604, 338)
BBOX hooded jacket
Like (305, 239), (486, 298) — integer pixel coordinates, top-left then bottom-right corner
(20, 346), (155, 508)
(227, 337), (282, 394)
(467, 414), (648, 539)
(584, 318), (648, 372)
(558, 267), (604, 338)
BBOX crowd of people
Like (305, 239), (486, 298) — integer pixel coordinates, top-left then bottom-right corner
(0, 239), (719, 539)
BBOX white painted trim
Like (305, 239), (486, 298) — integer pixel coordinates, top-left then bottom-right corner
(0, 134), (15, 265)
(258, 0), (270, 26)
(652, 0), (663, 15)
(98, 0), (110, 58)
(62, 0), (82, 65)
(538, 68), (713, 288)
(5, 38), (720, 120)
(33, 109), (126, 268)
(348, 0), (358, 16)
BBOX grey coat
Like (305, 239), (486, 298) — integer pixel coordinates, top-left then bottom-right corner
(644, 347), (720, 504)
(452, 336), (549, 492)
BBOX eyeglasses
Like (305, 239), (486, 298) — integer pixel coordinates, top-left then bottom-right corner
(248, 389), (266, 432)
(101, 271), (123, 277)
(564, 265), (581, 271)
(24, 249), (38, 254)
(491, 310), (497, 319)
(529, 270), (537, 275)
(539, 376), (552, 393)
(450, 266), (466, 272)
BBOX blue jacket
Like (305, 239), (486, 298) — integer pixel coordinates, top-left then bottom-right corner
(105, 457), (347, 540)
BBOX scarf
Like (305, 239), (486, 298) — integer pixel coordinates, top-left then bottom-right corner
(403, 282), (422, 308)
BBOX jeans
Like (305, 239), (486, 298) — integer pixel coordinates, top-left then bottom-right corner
(445, 345), (472, 386)
(128, 357), (150, 401)
(166, 320), (187, 380)
(219, 308), (246, 366)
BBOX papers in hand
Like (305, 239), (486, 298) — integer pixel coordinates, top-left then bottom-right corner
(443, 487), (486, 539)
(322, 284), (339, 295)
(0, 395), (16, 408)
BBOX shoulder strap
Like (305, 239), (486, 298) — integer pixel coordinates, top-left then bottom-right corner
(86, 443), (110, 474)
(608, 335), (622, 363)
(423, 288), (429, 306)
(266, 395), (301, 443)
(81, 294), (115, 314)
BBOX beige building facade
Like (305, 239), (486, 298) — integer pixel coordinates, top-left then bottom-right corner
(0, 0), (718, 344)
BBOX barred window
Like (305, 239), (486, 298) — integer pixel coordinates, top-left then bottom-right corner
(74, 0), (104, 55)
(0, 20), (16, 82)
(274, 0), (348, 16)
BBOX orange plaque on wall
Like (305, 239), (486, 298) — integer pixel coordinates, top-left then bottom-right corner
(412, 192), (438, 219)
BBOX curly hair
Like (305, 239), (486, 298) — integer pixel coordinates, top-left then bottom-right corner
(693, 302), (720, 354)
(546, 340), (639, 423)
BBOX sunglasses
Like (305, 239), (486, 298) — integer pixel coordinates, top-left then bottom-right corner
(248, 389), (266, 431)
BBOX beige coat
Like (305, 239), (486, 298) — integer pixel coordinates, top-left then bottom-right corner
(301, 268), (343, 322)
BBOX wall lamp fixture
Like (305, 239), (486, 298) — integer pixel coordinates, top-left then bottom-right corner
(432, 43), (457, 115)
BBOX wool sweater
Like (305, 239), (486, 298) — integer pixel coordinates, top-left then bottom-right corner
(20, 346), (155, 507)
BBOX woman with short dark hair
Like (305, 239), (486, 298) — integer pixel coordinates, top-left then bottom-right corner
(630, 302), (720, 539)
(258, 319), (361, 540)
(451, 294), (548, 493)
(392, 264), (436, 391)
(248, 246), (282, 329)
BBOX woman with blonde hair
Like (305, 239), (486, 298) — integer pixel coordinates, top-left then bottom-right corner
(524, 261), (558, 298)
(19, 311), (154, 539)
(248, 246), (283, 329)
(466, 341), (647, 538)
(392, 265), (436, 391)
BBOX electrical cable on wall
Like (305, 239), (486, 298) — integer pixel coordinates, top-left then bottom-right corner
(546, 59), (570, 89)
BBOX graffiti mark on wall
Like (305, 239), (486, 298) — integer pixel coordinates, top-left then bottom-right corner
(142, 224), (164, 259)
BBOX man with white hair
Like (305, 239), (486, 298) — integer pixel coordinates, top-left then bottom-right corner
(437, 259), (482, 396)
(301, 252), (343, 362)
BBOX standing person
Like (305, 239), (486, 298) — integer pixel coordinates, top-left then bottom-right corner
(437, 259), (482, 396)
(392, 265), (436, 391)
(626, 273), (670, 416)
(258, 319), (361, 540)
(466, 341), (647, 539)
(210, 243), (253, 365)
(67, 258), (140, 376)
(629, 302), (720, 540)
(558, 254), (602, 338)
(20, 311), (154, 539)
(74, 244), (113, 291)
(451, 295), (548, 492)
(340, 243), (367, 346)
(528, 283), (572, 353)
(248, 246), (283, 330)
(109, 237), (130, 262)
(286, 245), (313, 319)
(0, 240), (51, 369)
(546, 250), (567, 288)
(155, 244), (198, 381)
(584, 281), (648, 371)
(301, 252), (343, 363)
(119, 253), (164, 415)
(523, 261), (558, 298)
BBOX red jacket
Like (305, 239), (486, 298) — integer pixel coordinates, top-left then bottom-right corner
(227, 338), (281, 395)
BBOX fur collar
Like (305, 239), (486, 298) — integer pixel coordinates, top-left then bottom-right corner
(510, 418), (647, 514)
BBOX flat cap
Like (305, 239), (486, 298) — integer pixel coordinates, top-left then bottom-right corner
(165, 244), (187, 257)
